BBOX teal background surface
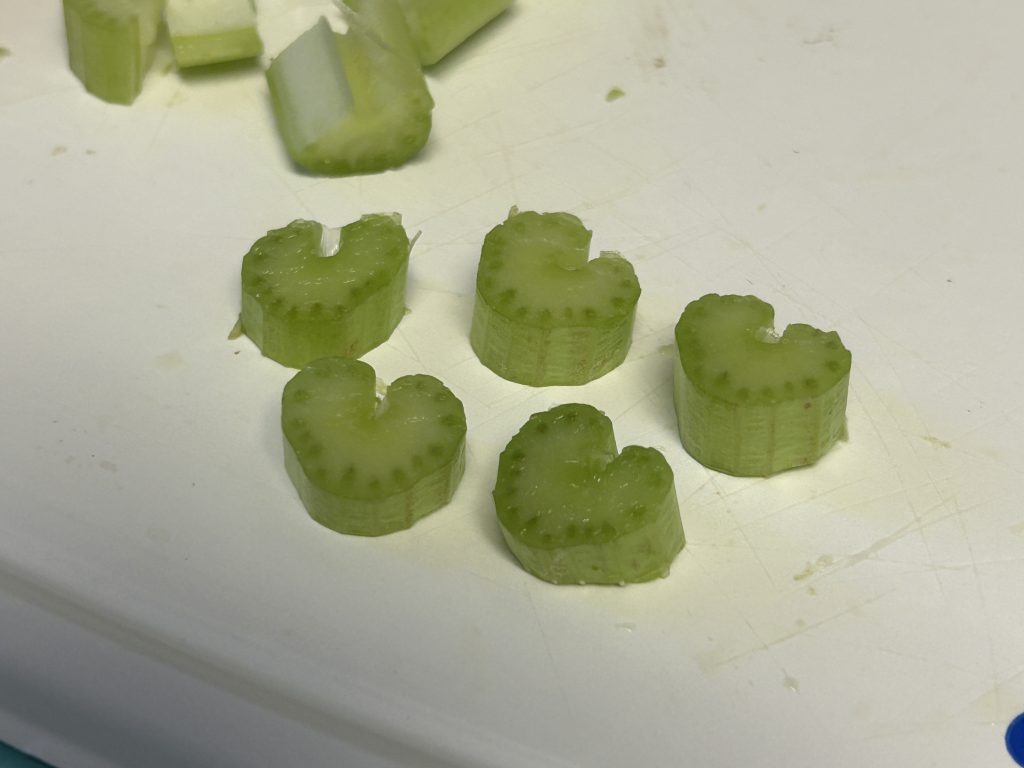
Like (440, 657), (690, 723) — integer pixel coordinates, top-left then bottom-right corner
(0, 742), (50, 768)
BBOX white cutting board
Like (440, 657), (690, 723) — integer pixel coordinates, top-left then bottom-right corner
(1, 1), (1022, 766)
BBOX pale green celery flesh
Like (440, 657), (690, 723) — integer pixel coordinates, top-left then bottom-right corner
(166, 0), (261, 67)
(62, 0), (163, 104)
(266, 4), (432, 176)
(170, 28), (262, 67)
(495, 403), (684, 585)
(240, 216), (409, 368)
(283, 358), (467, 536)
(673, 293), (852, 477)
(470, 210), (640, 386)
(394, 0), (513, 66)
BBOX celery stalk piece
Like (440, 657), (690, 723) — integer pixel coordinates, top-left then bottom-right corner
(470, 210), (641, 386)
(394, 0), (513, 66)
(165, 0), (262, 68)
(673, 294), (852, 477)
(495, 404), (684, 585)
(241, 215), (410, 368)
(62, 0), (164, 104)
(265, 4), (433, 176)
(283, 357), (467, 536)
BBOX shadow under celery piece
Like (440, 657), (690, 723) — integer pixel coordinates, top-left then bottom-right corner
(266, 1), (433, 176)
(283, 358), (466, 536)
(395, 0), (513, 66)
(62, 0), (163, 104)
(241, 215), (410, 368)
(165, 0), (262, 68)
(495, 403), (684, 585)
(471, 210), (641, 386)
(673, 294), (852, 477)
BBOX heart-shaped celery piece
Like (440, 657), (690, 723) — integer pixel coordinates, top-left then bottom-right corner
(241, 214), (410, 368)
(470, 209), (641, 386)
(674, 293), (852, 477)
(283, 357), (466, 536)
(494, 403), (684, 585)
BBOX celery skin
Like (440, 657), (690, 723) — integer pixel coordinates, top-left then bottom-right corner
(394, 0), (513, 66)
(62, 0), (164, 104)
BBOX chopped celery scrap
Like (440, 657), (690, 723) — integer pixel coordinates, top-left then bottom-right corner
(470, 209), (641, 386)
(62, 0), (164, 104)
(495, 403), (684, 585)
(265, 1), (433, 176)
(283, 357), (467, 536)
(166, 0), (262, 68)
(394, 0), (513, 66)
(241, 215), (410, 368)
(674, 294), (852, 476)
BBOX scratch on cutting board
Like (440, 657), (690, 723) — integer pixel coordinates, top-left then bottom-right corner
(526, 591), (572, 714)
(848, 376), (951, 600)
(818, 500), (960, 579)
(707, 475), (780, 591)
(700, 589), (894, 671)
(610, 378), (668, 422)
(951, 493), (1003, 724)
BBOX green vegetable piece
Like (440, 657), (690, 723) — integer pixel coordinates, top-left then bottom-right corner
(241, 215), (410, 368)
(166, 0), (262, 68)
(394, 0), (513, 66)
(62, 0), (163, 104)
(470, 210), (641, 386)
(283, 358), (466, 536)
(494, 403), (684, 585)
(265, 3), (433, 176)
(673, 294), (852, 477)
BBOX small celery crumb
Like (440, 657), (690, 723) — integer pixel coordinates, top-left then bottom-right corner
(605, 86), (625, 102)
(51, 145), (67, 157)
(228, 316), (244, 340)
(0, 47), (11, 60)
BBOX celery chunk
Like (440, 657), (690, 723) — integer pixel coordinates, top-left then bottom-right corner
(62, 0), (163, 104)
(241, 215), (410, 368)
(470, 210), (641, 386)
(674, 294), (852, 477)
(283, 357), (467, 536)
(495, 404), (684, 585)
(394, 0), (513, 66)
(265, 3), (433, 175)
(166, 0), (262, 68)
